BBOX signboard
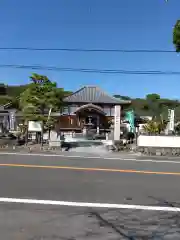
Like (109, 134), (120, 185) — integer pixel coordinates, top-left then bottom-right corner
(114, 105), (121, 140)
(28, 121), (42, 132)
(9, 110), (16, 130)
(168, 109), (175, 131)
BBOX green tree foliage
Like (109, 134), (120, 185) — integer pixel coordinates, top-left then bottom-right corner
(115, 93), (180, 121)
(0, 83), (29, 107)
(0, 96), (13, 105)
(0, 84), (7, 95)
(114, 93), (170, 119)
(175, 122), (180, 135)
(19, 74), (62, 128)
(0, 80), (71, 109)
(173, 20), (180, 52)
(144, 93), (164, 120)
(143, 118), (167, 135)
(6, 85), (29, 97)
(143, 120), (159, 134)
(113, 95), (131, 100)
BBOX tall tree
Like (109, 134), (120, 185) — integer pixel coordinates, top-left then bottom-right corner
(173, 20), (180, 52)
(19, 74), (62, 131)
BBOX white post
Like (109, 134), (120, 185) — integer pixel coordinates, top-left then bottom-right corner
(106, 132), (108, 140)
(114, 105), (121, 141)
(97, 127), (100, 134)
(97, 116), (100, 134)
(83, 127), (87, 136)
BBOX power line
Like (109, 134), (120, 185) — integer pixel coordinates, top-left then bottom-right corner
(0, 47), (176, 53)
(1, 64), (180, 75)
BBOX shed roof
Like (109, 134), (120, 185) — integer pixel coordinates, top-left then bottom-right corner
(63, 86), (131, 104)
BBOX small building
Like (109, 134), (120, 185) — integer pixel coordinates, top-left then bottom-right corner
(57, 85), (131, 133)
(0, 103), (16, 132)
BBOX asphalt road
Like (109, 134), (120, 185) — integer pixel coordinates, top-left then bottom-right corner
(1, 152), (180, 239)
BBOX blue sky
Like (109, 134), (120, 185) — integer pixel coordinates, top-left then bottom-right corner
(0, 0), (180, 98)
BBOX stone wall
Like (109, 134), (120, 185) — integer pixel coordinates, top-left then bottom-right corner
(137, 146), (180, 156)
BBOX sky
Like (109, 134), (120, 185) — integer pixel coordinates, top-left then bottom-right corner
(0, 0), (180, 98)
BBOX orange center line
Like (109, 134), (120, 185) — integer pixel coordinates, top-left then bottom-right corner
(0, 163), (179, 176)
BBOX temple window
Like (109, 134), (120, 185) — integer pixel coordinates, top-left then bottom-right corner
(69, 105), (78, 114)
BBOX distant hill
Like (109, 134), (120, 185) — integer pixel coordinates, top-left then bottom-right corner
(1, 84), (180, 120)
(0, 84), (28, 106)
(0, 84), (72, 107)
(113, 94), (180, 120)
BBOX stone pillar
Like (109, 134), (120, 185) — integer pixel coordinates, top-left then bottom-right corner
(9, 110), (16, 131)
(114, 105), (121, 141)
(83, 127), (87, 136)
(3, 115), (9, 131)
(106, 132), (108, 140)
(78, 116), (80, 126)
(97, 115), (100, 134)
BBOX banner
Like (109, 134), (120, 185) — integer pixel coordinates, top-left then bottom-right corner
(125, 110), (135, 133)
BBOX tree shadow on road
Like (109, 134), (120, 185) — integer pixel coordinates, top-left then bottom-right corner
(79, 197), (180, 239)
(24, 197), (180, 240)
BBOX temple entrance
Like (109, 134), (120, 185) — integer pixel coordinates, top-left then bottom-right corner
(74, 104), (109, 134)
(84, 115), (98, 128)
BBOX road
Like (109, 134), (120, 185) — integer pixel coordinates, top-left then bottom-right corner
(1, 152), (180, 239)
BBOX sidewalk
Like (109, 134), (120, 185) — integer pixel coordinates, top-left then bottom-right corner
(2, 144), (180, 161)
(0, 144), (139, 159)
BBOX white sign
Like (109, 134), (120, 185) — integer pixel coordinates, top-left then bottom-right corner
(169, 109), (175, 131)
(9, 111), (16, 130)
(28, 121), (42, 132)
(114, 105), (121, 140)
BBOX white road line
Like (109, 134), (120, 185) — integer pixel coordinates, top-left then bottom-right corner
(0, 197), (179, 212)
(0, 152), (135, 160)
(0, 151), (180, 164)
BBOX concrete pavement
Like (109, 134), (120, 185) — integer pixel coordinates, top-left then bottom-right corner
(1, 153), (180, 239)
(1, 203), (180, 239)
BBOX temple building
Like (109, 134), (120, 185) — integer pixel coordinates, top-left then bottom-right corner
(0, 85), (132, 135)
(57, 86), (131, 133)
